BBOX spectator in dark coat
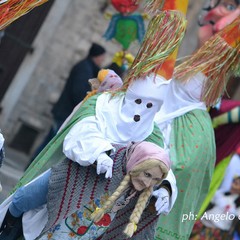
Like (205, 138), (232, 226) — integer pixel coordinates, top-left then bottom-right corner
(52, 42), (106, 126)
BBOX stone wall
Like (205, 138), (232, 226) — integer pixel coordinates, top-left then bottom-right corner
(0, 0), (205, 155)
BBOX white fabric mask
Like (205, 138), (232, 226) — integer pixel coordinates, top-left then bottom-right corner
(155, 72), (207, 148)
(155, 72), (207, 125)
(96, 74), (170, 144)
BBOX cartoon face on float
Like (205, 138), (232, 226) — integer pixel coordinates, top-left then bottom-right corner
(198, 0), (240, 45)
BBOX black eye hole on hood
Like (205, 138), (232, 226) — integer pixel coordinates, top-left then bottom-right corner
(135, 99), (142, 104)
(134, 115), (141, 122)
(146, 102), (153, 108)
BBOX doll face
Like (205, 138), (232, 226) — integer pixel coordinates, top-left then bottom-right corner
(130, 167), (163, 191)
(98, 72), (123, 92)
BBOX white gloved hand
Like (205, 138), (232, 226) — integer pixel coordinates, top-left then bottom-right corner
(96, 153), (113, 178)
(153, 188), (170, 215)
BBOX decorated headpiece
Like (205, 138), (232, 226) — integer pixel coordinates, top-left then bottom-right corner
(126, 141), (171, 174)
(0, 0), (48, 30)
(123, 0), (189, 89)
(174, 17), (240, 107)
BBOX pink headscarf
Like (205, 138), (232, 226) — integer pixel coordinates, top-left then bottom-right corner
(126, 141), (171, 172)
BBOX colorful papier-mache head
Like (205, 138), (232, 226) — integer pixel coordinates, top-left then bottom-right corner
(174, 17), (240, 107)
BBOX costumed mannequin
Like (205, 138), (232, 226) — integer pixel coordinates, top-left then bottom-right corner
(108, 0), (190, 238)
(0, 142), (171, 240)
(154, 17), (240, 239)
(0, 0), (189, 238)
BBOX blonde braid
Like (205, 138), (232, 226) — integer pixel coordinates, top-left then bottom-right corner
(91, 175), (131, 222)
(124, 186), (153, 238)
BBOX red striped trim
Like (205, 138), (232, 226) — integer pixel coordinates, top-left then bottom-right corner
(107, 220), (129, 240)
(105, 207), (135, 235)
(105, 207), (158, 238)
(134, 214), (158, 235)
(90, 174), (99, 200)
(77, 166), (90, 208)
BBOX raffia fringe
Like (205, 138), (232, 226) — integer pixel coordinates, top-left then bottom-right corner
(0, 0), (49, 30)
(174, 35), (240, 107)
(144, 0), (165, 14)
(123, 11), (187, 90)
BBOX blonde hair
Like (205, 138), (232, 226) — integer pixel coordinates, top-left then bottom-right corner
(130, 158), (169, 181)
(97, 69), (109, 82)
(91, 159), (169, 237)
(123, 186), (153, 237)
